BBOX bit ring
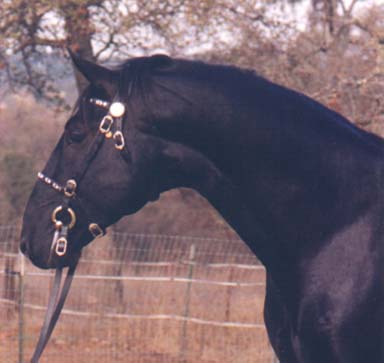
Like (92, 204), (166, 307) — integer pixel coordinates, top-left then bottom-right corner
(51, 206), (76, 229)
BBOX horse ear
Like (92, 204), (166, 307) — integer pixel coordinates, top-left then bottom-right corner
(67, 48), (117, 96)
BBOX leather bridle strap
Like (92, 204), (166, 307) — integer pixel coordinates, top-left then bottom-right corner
(71, 130), (106, 186)
(30, 259), (78, 363)
(31, 91), (127, 362)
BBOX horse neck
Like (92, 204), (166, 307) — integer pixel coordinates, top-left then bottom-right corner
(153, 73), (384, 292)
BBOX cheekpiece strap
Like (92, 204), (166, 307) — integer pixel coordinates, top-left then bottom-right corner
(90, 98), (126, 150)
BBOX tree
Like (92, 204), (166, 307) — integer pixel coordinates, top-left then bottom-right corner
(0, 0), (303, 105)
(286, 2), (384, 132)
(1, 0), (383, 235)
(0, 0), (102, 104)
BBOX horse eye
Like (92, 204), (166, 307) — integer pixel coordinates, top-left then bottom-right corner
(67, 130), (86, 143)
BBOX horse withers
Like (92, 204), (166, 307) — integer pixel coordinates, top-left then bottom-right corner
(20, 52), (384, 363)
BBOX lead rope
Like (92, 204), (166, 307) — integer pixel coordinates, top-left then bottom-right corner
(30, 260), (78, 363)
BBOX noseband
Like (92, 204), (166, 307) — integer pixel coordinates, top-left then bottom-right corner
(31, 98), (127, 363)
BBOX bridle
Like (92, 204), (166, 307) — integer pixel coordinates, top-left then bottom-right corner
(30, 96), (127, 363)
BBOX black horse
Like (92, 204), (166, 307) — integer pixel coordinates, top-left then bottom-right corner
(20, 52), (384, 363)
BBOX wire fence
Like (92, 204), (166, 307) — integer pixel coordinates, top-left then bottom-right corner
(0, 225), (277, 363)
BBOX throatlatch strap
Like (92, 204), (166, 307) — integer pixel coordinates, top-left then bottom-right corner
(30, 260), (78, 363)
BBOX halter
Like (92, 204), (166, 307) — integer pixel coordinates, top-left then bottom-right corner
(30, 97), (127, 363)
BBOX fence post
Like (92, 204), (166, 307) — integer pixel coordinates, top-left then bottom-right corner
(224, 266), (234, 322)
(179, 243), (195, 361)
(18, 251), (25, 363)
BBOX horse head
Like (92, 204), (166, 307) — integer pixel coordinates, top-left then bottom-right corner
(20, 52), (223, 269)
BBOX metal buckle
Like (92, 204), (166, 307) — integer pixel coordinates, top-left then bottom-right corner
(89, 223), (104, 238)
(113, 131), (125, 150)
(51, 206), (76, 229)
(99, 115), (114, 134)
(64, 179), (77, 198)
(55, 237), (67, 256)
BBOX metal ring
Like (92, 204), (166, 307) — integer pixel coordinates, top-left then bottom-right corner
(51, 206), (76, 229)
(64, 179), (77, 198)
(89, 223), (105, 238)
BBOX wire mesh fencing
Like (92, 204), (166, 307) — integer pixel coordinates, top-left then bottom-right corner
(0, 225), (277, 363)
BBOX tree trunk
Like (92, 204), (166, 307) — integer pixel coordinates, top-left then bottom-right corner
(61, 1), (96, 94)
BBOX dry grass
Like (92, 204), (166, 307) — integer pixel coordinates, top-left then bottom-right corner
(1, 299), (272, 363)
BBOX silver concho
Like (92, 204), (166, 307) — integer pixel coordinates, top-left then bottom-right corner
(109, 102), (126, 118)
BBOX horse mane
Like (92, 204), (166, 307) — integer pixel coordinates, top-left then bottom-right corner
(116, 55), (258, 95)
(75, 55), (383, 153)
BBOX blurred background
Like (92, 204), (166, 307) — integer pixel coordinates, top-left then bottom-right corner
(1, 0), (383, 232)
(0, 0), (383, 362)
